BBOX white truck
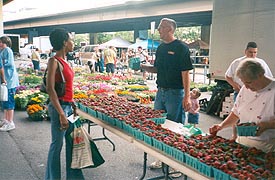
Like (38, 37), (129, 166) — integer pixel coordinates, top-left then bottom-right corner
(33, 36), (52, 59)
(19, 44), (36, 59)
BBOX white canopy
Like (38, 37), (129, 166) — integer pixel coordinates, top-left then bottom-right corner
(98, 37), (132, 49)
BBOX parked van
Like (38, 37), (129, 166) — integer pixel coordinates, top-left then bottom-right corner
(79, 44), (99, 65)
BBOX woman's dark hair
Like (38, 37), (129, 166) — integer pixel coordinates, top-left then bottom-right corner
(49, 28), (69, 51)
(0, 36), (12, 47)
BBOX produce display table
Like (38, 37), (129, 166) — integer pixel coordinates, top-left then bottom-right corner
(78, 110), (211, 180)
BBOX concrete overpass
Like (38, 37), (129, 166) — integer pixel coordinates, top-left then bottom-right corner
(3, 0), (212, 38)
(5, 0), (274, 82)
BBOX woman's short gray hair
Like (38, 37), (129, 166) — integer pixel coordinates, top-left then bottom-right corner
(236, 58), (265, 80)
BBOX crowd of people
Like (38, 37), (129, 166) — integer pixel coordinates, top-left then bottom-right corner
(64, 44), (153, 85)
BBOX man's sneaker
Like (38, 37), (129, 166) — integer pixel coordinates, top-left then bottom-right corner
(0, 119), (7, 127)
(149, 160), (162, 169)
(169, 168), (183, 178)
(0, 122), (15, 131)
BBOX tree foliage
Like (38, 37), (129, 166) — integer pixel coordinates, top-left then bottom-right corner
(74, 34), (89, 49)
(74, 26), (201, 47)
(149, 26), (201, 43)
(97, 31), (134, 44)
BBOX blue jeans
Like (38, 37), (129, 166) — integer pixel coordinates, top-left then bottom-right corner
(2, 88), (16, 110)
(99, 59), (104, 73)
(45, 103), (84, 180)
(187, 112), (199, 124)
(154, 88), (186, 124)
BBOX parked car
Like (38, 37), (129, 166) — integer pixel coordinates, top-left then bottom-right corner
(79, 44), (98, 65)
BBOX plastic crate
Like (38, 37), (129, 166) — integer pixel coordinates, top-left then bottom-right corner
(133, 129), (144, 141)
(115, 119), (124, 129)
(149, 117), (166, 124)
(129, 57), (140, 70)
(97, 111), (103, 120)
(197, 161), (213, 177)
(106, 116), (116, 126)
(101, 113), (108, 122)
(143, 134), (153, 146)
(152, 138), (164, 151)
(162, 143), (174, 156)
(78, 103), (87, 113)
(75, 101), (80, 109)
(172, 148), (185, 163)
(213, 168), (230, 180)
(236, 125), (258, 136)
(185, 154), (198, 169)
(86, 107), (97, 117)
(124, 124), (136, 136)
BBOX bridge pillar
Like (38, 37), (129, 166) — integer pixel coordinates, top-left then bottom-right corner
(0, 0), (3, 35)
(89, 33), (98, 45)
(201, 25), (210, 44)
(28, 30), (38, 44)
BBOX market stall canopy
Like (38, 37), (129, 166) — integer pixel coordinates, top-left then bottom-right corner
(188, 40), (209, 49)
(128, 39), (160, 50)
(98, 37), (132, 49)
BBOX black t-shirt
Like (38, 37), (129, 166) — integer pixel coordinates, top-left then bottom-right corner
(154, 39), (193, 89)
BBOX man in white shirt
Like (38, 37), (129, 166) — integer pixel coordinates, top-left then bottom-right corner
(225, 42), (273, 100)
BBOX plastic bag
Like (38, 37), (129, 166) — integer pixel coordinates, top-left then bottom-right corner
(182, 124), (203, 137)
(0, 84), (8, 101)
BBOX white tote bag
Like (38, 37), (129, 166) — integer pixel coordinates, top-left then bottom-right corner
(0, 84), (8, 101)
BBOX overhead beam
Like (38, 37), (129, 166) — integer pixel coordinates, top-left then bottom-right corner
(3, 0), (212, 35)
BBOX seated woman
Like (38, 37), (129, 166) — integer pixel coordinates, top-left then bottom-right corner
(209, 58), (275, 153)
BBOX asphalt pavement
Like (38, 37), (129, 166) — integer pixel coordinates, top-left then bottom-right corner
(0, 61), (232, 180)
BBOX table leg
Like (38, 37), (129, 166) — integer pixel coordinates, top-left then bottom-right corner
(102, 128), (116, 151)
(139, 152), (148, 180)
(87, 120), (116, 151)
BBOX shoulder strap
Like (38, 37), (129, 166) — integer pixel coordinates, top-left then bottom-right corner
(54, 57), (65, 83)
(43, 57), (66, 83)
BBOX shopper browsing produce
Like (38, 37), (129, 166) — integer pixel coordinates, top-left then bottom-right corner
(210, 59), (275, 153)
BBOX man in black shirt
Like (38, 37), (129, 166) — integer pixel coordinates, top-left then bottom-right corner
(141, 18), (193, 175)
(142, 18), (193, 123)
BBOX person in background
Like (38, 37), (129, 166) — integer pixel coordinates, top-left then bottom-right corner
(210, 59), (275, 153)
(104, 46), (116, 76)
(98, 49), (104, 73)
(141, 18), (193, 177)
(187, 88), (201, 127)
(94, 48), (101, 72)
(136, 46), (149, 84)
(31, 48), (41, 75)
(49, 49), (56, 58)
(0, 36), (19, 131)
(120, 49), (128, 75)
(225, 41), (273, 140)
(126, 48), (135, 77)
(45, 28), (84, 180)
(66, 51), (76, 67)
